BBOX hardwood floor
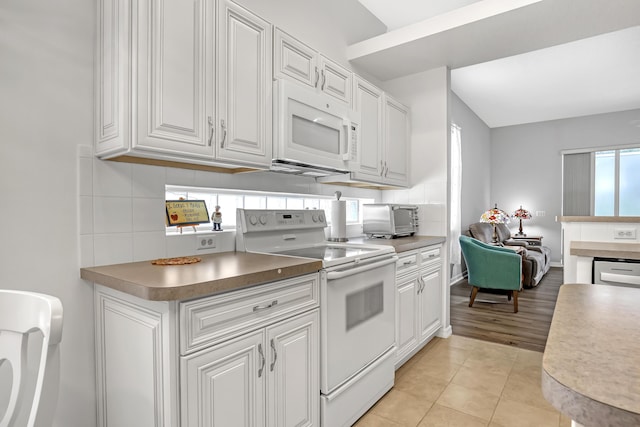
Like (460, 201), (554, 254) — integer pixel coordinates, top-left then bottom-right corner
(450, 267), (563, 353)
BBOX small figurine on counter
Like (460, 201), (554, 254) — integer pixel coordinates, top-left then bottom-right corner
(212, 205), (222, 231)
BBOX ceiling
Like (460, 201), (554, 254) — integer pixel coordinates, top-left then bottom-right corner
(355, 0), (640, 128)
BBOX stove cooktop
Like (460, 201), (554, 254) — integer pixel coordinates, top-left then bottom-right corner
(275, 245), (381, 263)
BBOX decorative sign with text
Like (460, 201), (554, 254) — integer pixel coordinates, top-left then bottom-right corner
(165, 200), (210, 226)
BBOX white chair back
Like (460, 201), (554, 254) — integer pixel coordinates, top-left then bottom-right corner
(0, 290), (63, 427)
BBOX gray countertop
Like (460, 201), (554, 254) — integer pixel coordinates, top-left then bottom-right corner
(542, 284), (640, 426)
(81, 252), (322, 301)
(570, 240), (640, 260)
(80, 235), (445, 302)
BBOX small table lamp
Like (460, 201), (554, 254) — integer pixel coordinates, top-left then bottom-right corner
(480, 204), (510, 243)
(512, 205), (532, 236)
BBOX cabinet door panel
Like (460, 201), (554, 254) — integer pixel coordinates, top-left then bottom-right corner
(217, 0), (272, 166)
(395, 277), (419, 363)
(419, 269), (442, 340)
(181, 331), (265, 427)
(352, 76), (383, 178)
(319, 56), (351, 105)
(384, 95), (410, 186)
(274, 28), (317, 88)
(266, 310), (319, 427)
(96, 0), (131, 155)
(136, 0), (214, 157)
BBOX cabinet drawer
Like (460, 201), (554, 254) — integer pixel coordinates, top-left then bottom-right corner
(180, 273), (319, 355)
(420, 247), (440, 264)
(396, 253), (418, 275)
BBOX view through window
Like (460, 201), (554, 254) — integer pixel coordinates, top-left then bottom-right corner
(563, 146), (640, 216)
(165, 186), (373, 233)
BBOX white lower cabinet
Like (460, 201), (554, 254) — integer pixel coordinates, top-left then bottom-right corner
(395, 245), (443, 368)
(94, 273), (319, 427)
(181, 310), (318, 427)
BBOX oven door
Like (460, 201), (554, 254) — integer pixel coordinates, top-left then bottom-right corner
(273, 79), (357, 170)
(392, 208), (416, 236)
(320, 255), (397, 393)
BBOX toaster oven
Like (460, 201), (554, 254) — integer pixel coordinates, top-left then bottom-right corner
(363, 204), (418, 238)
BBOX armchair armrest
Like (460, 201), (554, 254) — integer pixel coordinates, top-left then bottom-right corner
(504, 239), (528, 247)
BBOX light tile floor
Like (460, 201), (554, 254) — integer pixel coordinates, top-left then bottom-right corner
(354, 335), (573, 427)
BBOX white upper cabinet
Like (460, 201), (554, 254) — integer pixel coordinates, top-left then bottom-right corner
(96, 0), (272, 169)
(352, 76), (384, 179)
(383, 94), (410, 187)
(274, 28), (352, 105)
(216, 0), (273, 167)
(96, 0), (214, 160)
(347, 77), (410, 187)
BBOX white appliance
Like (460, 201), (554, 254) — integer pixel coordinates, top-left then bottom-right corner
(236, 209), (397, 427)
(272, 79), (359, 176)
(593, 257), (640, 287)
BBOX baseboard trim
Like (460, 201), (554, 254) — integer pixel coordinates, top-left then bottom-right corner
(449, 273), (467, 286)
(437, 325), (452, 338)
(550, 262), (563, 268)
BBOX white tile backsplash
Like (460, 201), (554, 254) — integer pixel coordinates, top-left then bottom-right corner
(133, 231), (167, 261)
(93, 159), (132, 197)
(82, 155), (388, 267)
(78, 195), (94, 235)
(166, 234), (197, 257)
(133, 198), (166, 232)
(132, 164), (166, 198)
(78, 156), (93, 196)
(165, 166), (196, 186)
(79, 234), (94, 268)
(93, 196), (132, 234)
(94, 233), (133, 266)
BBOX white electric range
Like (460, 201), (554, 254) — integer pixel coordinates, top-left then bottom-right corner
(236, 209), (398, 427)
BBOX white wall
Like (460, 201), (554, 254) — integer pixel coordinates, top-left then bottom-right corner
(491, 108), (640, 264)
(451, 93), (492, 230)
(0, 1), (95, 425)
(0, 1), (385, 426)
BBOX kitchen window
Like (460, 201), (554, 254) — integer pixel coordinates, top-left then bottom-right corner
(165, 186), (372, 234)
(562, 146), (640, 216)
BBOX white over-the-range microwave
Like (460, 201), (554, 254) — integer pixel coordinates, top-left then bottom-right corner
(272, 79), (359, 176)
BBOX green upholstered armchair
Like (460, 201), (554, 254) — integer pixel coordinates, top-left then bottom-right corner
(459, 235), (523, 313)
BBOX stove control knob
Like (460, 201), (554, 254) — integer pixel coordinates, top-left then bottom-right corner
(249, 215), (258, 226)
(259, 215), (268, 225)
(312, 213), (319, 222)
(318, 214), (325, 223)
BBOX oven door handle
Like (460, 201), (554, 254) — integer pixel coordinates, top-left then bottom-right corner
(600, 272), (640, 286)
(326, 256), (398, 280)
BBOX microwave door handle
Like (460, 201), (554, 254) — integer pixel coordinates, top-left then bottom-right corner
(342, 118), (351, 161)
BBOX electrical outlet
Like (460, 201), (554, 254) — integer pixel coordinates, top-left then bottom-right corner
(614, 228), (637, 239)
(197, 235), (216, 250)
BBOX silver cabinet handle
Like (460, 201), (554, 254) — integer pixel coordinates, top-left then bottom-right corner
(418, 276), (425, 294)
(402, 260), (413, 265)
(207, 116), (214, 146)
(320, 69), (326, 90)
(258, 343), (265, 377)
(314, 66), (319, 87)
(269, 338), (277, 372)
(220, 119), (227, 148)
(253, 300), (278, 312)
(380, 160), (384, 176)
(384, 161), (389, 177)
